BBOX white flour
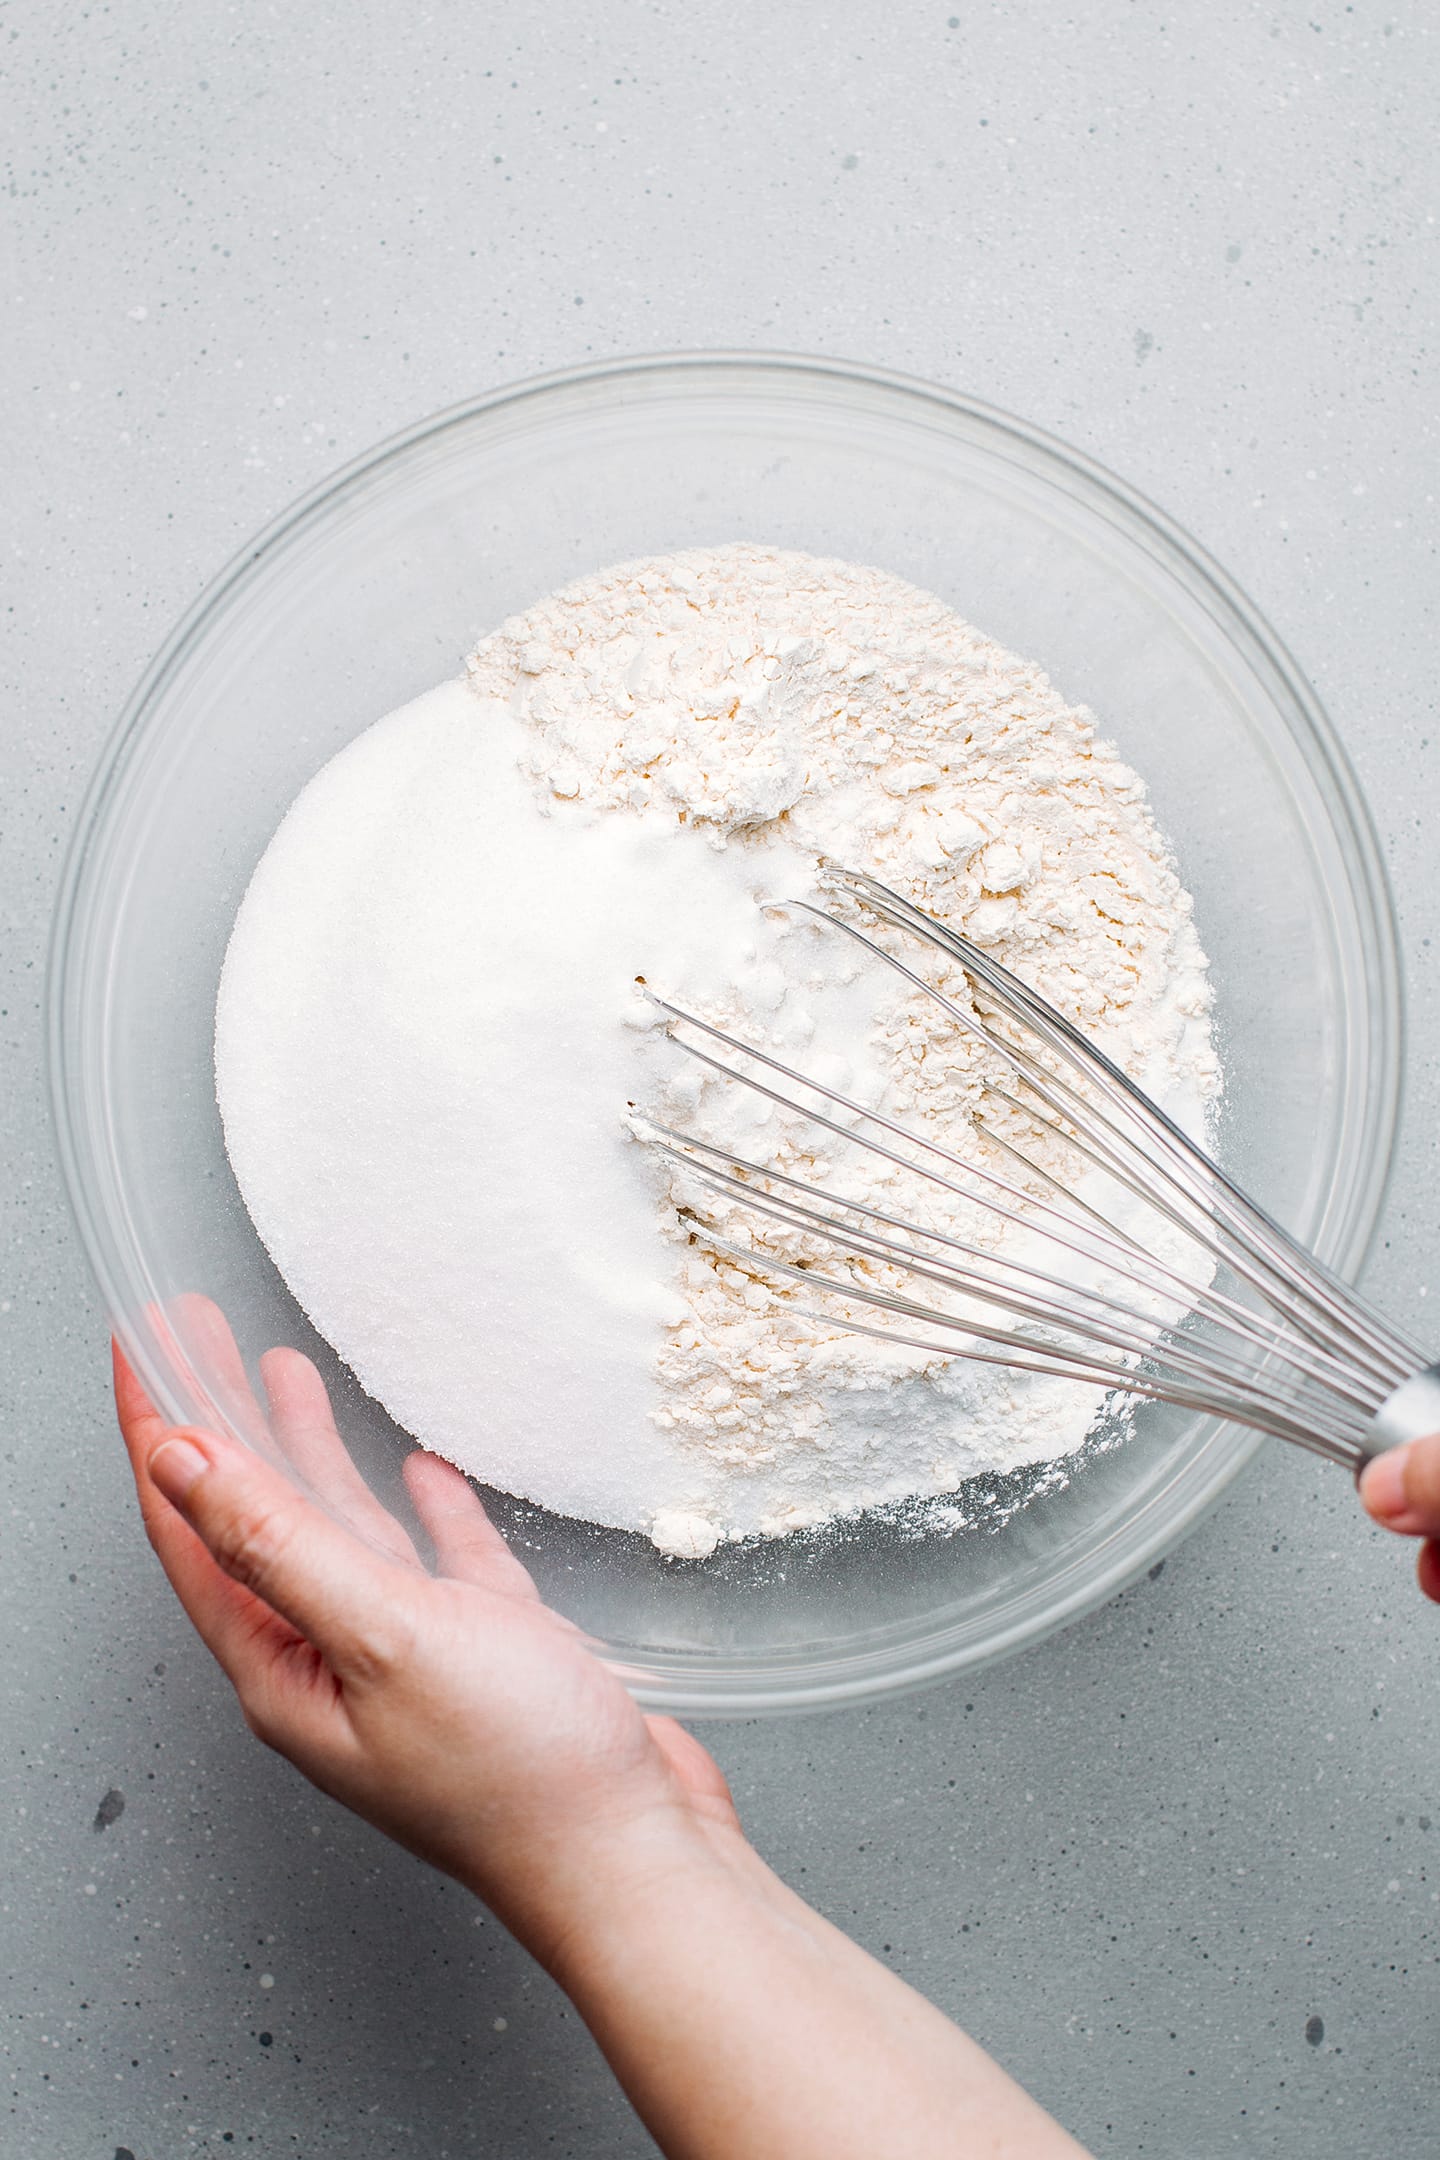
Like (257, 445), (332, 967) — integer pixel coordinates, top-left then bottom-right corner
(217, 545), (1218, 1556)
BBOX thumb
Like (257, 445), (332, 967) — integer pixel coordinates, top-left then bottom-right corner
(1360, 1432), (1440, 1539)
(148, 1428), (418, 1686)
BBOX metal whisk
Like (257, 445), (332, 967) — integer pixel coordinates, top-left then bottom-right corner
(640, 868), (1439, 1473)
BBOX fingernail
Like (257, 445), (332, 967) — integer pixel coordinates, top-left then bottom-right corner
(1360, 1443), (1410, 1520)
(149, 1436), (209, 1504)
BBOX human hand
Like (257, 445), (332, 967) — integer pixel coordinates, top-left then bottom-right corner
(1360, 1435), (1440, 1602)
(113, 1305), (739, 1972)
(116, 1303), (1092, 2160)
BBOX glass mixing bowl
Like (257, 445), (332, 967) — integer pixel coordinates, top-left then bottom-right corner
(49, 354), (1401, 1714)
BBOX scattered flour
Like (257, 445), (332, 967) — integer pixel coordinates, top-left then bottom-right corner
(216, 545), (1218, 1556)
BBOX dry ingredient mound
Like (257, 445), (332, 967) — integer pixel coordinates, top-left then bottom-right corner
(217, 543), (1218, 1558)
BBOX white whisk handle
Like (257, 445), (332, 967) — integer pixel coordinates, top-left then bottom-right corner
(1365, 1365), (1440, 1463)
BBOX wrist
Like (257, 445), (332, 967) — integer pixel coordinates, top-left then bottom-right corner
(499, 1800), (771, 1994)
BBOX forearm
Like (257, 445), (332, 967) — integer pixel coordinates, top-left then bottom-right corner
(540, 1817), (1090, 2160)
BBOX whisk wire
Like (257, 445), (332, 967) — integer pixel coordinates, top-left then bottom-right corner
(832, 871), (1423, 1382)
(657, 1135), (1377, 1447)
(641, 869), (1431, 1473)
(652, 1114), (1367, 1423)
(968, 1109), (1383, 1411)
(649, 994), (1390, 1449)
(653, 997), (1383, 1423)
(694, 1220), (1371, 1460)
(784, 881), (1417, 1389)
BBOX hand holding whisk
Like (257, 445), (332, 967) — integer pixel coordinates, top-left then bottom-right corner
(638, 868), (1439, 1480)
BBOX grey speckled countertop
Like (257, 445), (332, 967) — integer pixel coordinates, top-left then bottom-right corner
(4, 5), (1439, 2155)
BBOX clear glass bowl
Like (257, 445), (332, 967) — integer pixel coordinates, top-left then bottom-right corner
(49, 354), (1401, 1714)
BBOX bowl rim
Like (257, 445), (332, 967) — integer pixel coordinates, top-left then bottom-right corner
(47, 348), (1406, 1713)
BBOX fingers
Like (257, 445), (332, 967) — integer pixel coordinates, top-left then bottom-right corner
(114, 1338), (168, 1454)
(403, 1451), (540, 1600)
(145, 1421), (420, 1686)
(115, 1342), (299, 1677)
(1420, 1542), (1440, 1605)
(161, 1293), (278, 1457)
(1360, 1434), (1440, 1538)
(261, 1348), (420, 1569)
(1361, 1436), (1440, 1607)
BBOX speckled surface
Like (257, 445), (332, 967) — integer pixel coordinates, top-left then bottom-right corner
(4, 4), (1439, 2154)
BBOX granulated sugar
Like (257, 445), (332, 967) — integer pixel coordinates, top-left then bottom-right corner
(216, 545), (1218, 1555)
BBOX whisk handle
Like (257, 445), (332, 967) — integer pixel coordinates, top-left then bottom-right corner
(1364, 1364), (1440, 1466)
